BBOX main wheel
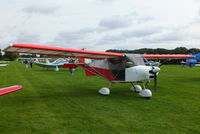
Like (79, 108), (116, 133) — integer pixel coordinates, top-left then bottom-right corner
(130, 85), (142, 93)
(138, 89), (152, 98)
(99, 87), (110, 95)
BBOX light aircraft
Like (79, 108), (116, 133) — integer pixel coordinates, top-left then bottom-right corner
(4, 44), (194, 98)
(35, 58), (69, 71)
(0, 61), (9, 67)
(0, 64), (8, 67)
(145, 60), (161, 66)
(182, 53), (200, 67)
(34, 58), (83, 71)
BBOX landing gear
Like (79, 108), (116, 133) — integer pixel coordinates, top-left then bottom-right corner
(99, 87), (110, 95)
(130, 83), (152, 98)
(99, 83), (112, 95)
(138, 89), (152, 98)
(130, 85), (142, 93)
(54, 66), (59, 71)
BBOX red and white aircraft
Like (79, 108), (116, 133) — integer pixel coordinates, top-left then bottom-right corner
(4, 44), (194, 98)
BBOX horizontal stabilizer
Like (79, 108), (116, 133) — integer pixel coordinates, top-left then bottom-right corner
(0, 85), (23, 96)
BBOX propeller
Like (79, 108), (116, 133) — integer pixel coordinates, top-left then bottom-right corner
(144, 57), (160, 91)
(153, 72), (157, 91)
(149, 66), (160, 91)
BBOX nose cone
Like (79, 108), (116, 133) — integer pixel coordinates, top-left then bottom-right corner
(152, 66), (160, 73)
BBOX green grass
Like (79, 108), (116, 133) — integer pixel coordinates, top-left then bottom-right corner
(0, 62), (199, 134)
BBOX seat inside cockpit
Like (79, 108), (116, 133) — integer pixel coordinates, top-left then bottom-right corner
(108, 54), (145, 81)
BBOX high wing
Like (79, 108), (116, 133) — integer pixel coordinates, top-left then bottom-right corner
(4, 44), (194, 59)
(0, 85), (22, 96)
(4, 44), (124, 59)
(143, 54), (194, 59)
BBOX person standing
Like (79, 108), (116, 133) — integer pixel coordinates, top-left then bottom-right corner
(29, 60), (33, 68)
(69, 68), (75, 75)
(24, 59), (28, 68)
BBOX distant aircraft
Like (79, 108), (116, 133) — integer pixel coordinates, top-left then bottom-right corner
(34, 58), (83, 71)
(181, 53), (200, 67)
(145, 60), (161, 66)
(0, 61), (9, 67)
(0, 64), (8, 67)
(4, 44), (194, 98)
(35, 58), (68, 71)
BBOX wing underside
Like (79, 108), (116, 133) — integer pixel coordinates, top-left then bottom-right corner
(4, 44), (124, 59)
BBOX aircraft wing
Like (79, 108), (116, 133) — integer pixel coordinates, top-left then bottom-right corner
(0, 85), (22, 96)
(143, 54), (194, 59)
(4, 44), (124, 59)
(4, 44), (194, 59)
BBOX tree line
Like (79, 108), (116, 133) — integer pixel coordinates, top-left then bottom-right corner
(106, 47), (200, 54)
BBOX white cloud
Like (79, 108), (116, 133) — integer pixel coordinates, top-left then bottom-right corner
(99, 15), (132, 29)
(23, 5), (59, 15)
(14, 32), (40, 44)
(0, 0), (200, 51)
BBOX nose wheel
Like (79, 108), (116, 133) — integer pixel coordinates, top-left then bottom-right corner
(130, 83), (152, 99)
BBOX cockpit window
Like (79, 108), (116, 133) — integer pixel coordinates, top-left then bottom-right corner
(125, 54), (145, 65)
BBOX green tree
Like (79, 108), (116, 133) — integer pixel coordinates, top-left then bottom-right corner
(3, 52), (19, 61)
(187, 48), (200, 54)
(172, 47), (188, 54)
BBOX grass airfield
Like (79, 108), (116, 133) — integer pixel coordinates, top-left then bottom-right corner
(0, 62), (199, 134)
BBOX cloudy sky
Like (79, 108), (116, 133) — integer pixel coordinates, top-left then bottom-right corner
(0, 0), (200, 51)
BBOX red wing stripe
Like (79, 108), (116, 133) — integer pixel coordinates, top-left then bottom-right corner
(10, 44), (124, 57)
(143, 54), (195, 58)
(0, 85), (23, 96)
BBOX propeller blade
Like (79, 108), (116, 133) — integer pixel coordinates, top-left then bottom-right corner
(154, 73), (157, 91)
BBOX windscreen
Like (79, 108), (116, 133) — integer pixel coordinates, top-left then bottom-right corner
(125, 54), (145, 65)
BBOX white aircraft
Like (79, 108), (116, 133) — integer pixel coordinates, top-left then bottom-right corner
(0, 61), (9, 67)
(34, 58), (71, 71)
(0, 64), (8, 67)
(4, 44), (194, 98)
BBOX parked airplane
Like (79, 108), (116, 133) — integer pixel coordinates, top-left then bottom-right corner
(0, 61), (9, 67)
(184, 53), (200, 67)
(145, 60), (161, 66)
(34, 58), (70, 71)
(0, 64), (8, 67)
(34, 58), (83, 71)
(3, 44), (194, 98)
